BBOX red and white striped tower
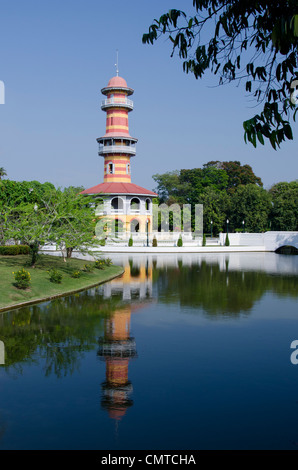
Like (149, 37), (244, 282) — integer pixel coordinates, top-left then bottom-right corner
(98, 74), (137, 183)
(81, 68), (157, 238)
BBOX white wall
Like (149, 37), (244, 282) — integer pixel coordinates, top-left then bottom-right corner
(219, 231), (298, 251)
(219, 232), (265, 246)
(264, 232), (298, 251)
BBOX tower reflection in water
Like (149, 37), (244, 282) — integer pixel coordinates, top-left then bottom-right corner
(98, 259), (153, 422)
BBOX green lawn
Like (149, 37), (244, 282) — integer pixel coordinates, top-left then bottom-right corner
(0, 254), (123, 311)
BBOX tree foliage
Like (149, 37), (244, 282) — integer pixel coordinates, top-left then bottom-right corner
(0, 167), (7, 180)
(153, 160), (263, 200)
(269, 180), (298, 230)
(197, 186), (231, 234)
(204, 161), (263, 189)
(143, 1), (298, 149)
(153, 160), (266, 233)
(180, 166), (229, 204)
(0, 180), (55, 208)
(152, 170), (189, 204)
(2, 184), (98, 266)
(51, 187), (98, 260)
(229, 183), (272, 232)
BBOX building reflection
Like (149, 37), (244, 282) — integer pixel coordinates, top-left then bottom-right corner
(97, 259), (153, 422)
(100, 259), (153, 300)
(98, 305), (136, 421)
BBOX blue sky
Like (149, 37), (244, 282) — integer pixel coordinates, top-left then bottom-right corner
(0, 0), (297, 192)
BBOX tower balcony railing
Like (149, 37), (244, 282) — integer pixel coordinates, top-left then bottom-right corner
(110, 208), (124, 214)
(98, 145), (136, 155)
(101, 97), (134, 110)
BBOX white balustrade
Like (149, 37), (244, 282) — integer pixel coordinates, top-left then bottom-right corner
(98, 145), (136, 155)
(101, 98), (133, 109)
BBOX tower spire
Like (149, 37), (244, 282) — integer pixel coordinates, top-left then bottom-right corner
(115, 50), (119, 76)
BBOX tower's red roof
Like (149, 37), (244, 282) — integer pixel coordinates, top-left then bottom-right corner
(101, 76), (134, 95)
(81, 182), (157, 197)
(107, 76), (128, 88)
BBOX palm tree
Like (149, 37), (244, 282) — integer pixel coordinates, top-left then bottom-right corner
(0, 167), (7, 180)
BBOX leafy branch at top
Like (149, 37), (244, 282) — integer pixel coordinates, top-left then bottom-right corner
(142, 0), (298, 149)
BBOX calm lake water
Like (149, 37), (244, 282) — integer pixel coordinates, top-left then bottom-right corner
(0, 252), (298, 450)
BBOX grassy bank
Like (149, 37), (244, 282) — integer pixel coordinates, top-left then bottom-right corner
(0, 254), (124, 312)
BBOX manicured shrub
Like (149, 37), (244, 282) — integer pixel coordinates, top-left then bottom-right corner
(177, 235), (183, 247)
(152, 236), (157, 247)
(13, 268), (31, 289)
(202, 233), (206, 246)
(48, 268), (63, 284)
(70, 270), (82, 278)
(225, 234), (230, 246)
(1, 245), (17, 255)
(94, 259), (105, 270)
(82, 263), (94, 272)
(0, 245), (30, 255)
(128, 237), (133, 247)
(94, 257), (113, 269)
(4, 245), (19, 255)
(18, 245), (30, 254)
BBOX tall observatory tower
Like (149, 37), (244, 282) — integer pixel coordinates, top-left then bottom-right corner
(82, 71), (157, 239)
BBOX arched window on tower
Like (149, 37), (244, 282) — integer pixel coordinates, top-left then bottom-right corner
(108, 163), (115, 174)
(126, 163), (130, 174)
(145, 198), (150, 211)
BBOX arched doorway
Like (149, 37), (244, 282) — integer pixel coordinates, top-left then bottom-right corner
(130, 219), (140, 233)
(113, 218), (124, 236)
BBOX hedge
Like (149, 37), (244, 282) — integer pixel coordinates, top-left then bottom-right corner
(0, 245), (30, 255)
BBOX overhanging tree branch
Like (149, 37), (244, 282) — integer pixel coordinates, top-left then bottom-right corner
(142, 0), (298, 148)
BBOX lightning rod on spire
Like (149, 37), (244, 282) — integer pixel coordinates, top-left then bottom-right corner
(115, 50), (119, 76)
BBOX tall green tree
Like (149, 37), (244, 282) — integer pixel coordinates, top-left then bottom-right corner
(229, 184), (272, 232)
(198, 187), (231, 234)
(5, 187), (98, 266)
(180, 166), (229, 203)
(153, 161), (263, 206)
(52, 187), (98, 260)
(7, 201), (54, 266)
(143, 1), (298, 149)
(269, 181), (298, 230)
(0, 180), (55, 208)
(204, 161), (263, 190)
(152, 170), (190, 203)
